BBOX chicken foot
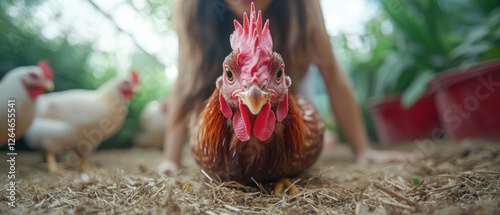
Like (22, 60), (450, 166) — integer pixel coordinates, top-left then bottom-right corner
(73, 149), (92, 172)
(273, 178), (299, 196)
(79, 156), (91, 172)
(45, 152), (63, 173)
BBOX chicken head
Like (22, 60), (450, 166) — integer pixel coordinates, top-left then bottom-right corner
(217, 3), (291, 142)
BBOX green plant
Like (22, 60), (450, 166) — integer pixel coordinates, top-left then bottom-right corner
(382, 0), (500, 106)
(334, 0), (500, 142)
(347, 0), (500, 107)
(411, 176), (421, 186)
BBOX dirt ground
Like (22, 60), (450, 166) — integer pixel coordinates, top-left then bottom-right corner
(1, 140), (499, 214)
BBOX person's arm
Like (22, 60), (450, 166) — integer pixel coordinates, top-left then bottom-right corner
(321, 55), (416, 164)
(157, 94), (188, 173)
(158, 3), (193, 173)
(158, 115), (187, 173)
(309, 0), (416, 164)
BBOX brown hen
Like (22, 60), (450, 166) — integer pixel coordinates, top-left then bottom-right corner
(190, 3), (324, 195)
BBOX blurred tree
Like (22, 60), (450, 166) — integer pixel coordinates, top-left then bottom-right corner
(0, 1), (95, 90)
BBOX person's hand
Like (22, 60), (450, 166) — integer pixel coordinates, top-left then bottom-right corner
(355, 148), (419, 165)
(323, 130), (337, 150)
(157, 159), (179, 175)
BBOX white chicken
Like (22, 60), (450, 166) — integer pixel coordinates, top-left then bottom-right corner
(133, 99), (168, 149)
(25, 71), (140, 172)
(0, 61), (54, 145)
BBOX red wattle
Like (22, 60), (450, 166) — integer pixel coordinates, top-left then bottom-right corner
(219, 92), (233, 119)
(28, 86), (45, 99)
(120, 89), (134, 100)
(276, 93), (289, 122)
(233, 101), (251, 142)
(253, 102), (275, 141)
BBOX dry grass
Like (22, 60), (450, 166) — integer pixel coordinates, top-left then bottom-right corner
(1, 140), (499, 214)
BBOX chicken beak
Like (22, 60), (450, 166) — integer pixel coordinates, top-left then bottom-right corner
(237, 84), (270, 115)
(43, 80), (55, 91)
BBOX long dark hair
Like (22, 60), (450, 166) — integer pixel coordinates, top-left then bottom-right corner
(170, 0), (310, 124)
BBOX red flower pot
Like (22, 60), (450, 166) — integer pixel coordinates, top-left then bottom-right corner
(369, 95), (441, 144)
(429, 60), (500, 140)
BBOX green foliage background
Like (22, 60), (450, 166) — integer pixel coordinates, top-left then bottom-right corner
(332, 0), (500, 142)
(343, 0), (500, 105)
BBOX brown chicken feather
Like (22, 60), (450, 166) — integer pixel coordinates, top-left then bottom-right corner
(191, 88), (324, 184)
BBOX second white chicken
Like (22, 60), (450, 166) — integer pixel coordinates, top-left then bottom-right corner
(25, 71), (140, 172)
(133, 99), (168, 149)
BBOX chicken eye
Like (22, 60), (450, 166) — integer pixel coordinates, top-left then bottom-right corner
(226, 70), (234, 82)
(29, 72), (39, 79)
(276, 69), (282, 82)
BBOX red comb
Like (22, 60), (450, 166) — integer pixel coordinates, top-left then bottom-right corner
(38, 60), (53, 80)
(230, 2), (272, 52)
(130, 70), (140, 85)
(229, 2), (272, 82)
